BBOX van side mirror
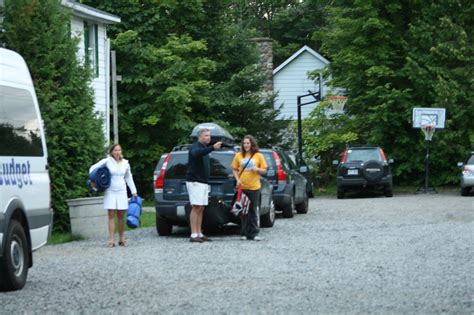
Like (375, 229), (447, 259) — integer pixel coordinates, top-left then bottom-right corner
(388, 159), (394, 164)
(332, 160), (339, 166)
(457, 162), (464, 168)
(299, 166), (308, 173)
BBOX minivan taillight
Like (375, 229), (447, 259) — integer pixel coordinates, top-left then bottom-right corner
(154, 152), (171, 193)
(273, 151), (287, 184)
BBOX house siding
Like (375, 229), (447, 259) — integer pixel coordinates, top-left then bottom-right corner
(70, 16), (109, 140)
(273, 51), (329, 120)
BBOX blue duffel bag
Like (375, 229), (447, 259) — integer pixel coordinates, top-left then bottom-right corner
(127, 196), (143, 229)
(87, 165), (111, 192)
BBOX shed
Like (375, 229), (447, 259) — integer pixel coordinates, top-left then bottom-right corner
(273, 45), (330, 120)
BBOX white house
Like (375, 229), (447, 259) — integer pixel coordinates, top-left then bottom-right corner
(273, 45), (330, 120)
(62, 0), (120, 143)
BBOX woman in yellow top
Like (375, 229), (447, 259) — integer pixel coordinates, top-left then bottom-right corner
(231, 135), (267, 241)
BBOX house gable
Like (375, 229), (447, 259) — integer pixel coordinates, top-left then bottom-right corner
(273, 46), (330, 120)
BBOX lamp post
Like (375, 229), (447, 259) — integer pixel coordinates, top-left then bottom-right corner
(297, 74), (322, 165)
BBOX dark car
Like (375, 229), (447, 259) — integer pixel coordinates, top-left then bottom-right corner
(153, 146), (275, 235)
(260, 148), (309, 218)
(286, 150), (314, 198)
(333, 145), (393, 199)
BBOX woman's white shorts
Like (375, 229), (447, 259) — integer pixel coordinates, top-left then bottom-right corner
(186, 181), (210, 206)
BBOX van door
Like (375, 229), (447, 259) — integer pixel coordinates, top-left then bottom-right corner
(0, 85), (51, 250)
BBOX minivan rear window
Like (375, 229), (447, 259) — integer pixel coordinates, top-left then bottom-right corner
(165, 151), (235, 179)
(346, 149), (381, 162)
(0, 86), (43, 156)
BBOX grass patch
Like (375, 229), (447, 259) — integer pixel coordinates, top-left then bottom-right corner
(124, 211), (155, 230)
(48, 232), (82, 245)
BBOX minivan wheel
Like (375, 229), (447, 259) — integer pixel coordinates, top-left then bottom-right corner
(260, 200), (275, 228)
(282, 195), (294, 218)
(461, 187), (470, 196)
(295, 192), (309, 214)
(0, 220), (29, 292)
(156, 215), (173, 236)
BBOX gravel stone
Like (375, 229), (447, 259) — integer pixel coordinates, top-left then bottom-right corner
(0, 192), (472, 314)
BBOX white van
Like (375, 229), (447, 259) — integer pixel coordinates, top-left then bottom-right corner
(0, 48), (53, 291)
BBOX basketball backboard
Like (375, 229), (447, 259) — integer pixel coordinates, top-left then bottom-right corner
(412, 107), (446, 129)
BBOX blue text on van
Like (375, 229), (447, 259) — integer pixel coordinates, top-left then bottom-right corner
(0, 158), (32, 188)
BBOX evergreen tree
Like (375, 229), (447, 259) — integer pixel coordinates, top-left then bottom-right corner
(403, 0), (474, 184)
(316, 0), (473, 185)
(1, 0), (105, 231)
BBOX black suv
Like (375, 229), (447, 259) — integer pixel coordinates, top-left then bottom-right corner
(333, 145), (393, 199)
(260, 148), (308, 218)
(153, 146), (275, 235)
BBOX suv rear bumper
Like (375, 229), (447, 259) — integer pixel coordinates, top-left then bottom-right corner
(337, 175), (392, 188)
(155, 194), (237, 227)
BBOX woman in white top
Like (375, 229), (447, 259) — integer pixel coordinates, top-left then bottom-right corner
(90, 144), (138, 247)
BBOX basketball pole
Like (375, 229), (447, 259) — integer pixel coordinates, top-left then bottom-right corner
(296, 74), (322, 165)
(416, 132), (437, 194)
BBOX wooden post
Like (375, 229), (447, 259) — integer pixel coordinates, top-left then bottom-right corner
(111, 50), (119, 144)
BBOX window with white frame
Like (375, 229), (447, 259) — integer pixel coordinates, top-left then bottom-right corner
(84, 21), (99, 77)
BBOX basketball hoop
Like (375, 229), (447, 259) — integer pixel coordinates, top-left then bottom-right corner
(421, 124), (436, 141)
(326, 95), (347, 113)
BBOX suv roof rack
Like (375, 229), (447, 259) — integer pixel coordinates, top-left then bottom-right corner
(172, 144), (192, 151)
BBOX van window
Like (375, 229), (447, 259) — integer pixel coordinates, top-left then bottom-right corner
(0, 86), (43, 156)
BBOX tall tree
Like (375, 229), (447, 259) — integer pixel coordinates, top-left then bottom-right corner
(403, 0), (474, 184)
(1, 0), (105, 231)
(316, 0), (473, 185)
(230, 0), (329, 66)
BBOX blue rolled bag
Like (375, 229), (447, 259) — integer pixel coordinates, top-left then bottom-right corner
(87, 165), (111, 192)
(127, 196), (143, 229)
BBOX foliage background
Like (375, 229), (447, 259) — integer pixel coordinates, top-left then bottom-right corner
(314, 0), (473, 186)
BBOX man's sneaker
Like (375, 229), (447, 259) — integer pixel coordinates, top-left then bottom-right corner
(200, 235), (212, 242)
(252, 236), (262, 241)
(240, 236), (247, 240)
(189, 237), (204, 243)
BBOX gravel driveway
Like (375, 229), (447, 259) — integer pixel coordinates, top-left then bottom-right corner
(1, 192), (473, 314)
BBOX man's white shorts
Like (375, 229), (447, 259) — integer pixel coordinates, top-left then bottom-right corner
(186, 181), (210, 206)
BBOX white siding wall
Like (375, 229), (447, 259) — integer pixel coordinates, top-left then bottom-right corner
(70, 17), (109, 141)
(273, 51), (329, 120)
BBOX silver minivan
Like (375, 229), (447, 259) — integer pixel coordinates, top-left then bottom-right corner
(0, 48), (53, 291)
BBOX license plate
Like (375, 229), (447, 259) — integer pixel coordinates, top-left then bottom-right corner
(348, 169), (358, 175)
